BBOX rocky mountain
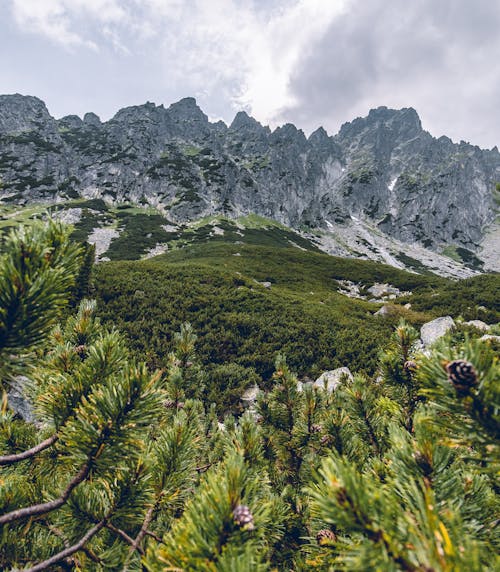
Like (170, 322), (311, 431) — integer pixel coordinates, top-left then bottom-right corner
(0, 94), (499, 274)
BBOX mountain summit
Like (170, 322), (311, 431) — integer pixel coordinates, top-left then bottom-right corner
(0, 94), (498, 272)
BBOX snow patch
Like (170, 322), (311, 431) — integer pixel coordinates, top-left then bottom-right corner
(388, 177), (398, 191)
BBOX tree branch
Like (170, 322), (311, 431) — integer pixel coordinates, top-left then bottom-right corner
(0, 460), (90, 526)
(145, 529), (163, 543)
(0, 434), (58, 466)
(106, 522), (144, 555)
(122, 495), (162, 572)
(23, 519), (106, 572)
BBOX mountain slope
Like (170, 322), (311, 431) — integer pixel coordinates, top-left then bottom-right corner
(0, 94), (499, 273)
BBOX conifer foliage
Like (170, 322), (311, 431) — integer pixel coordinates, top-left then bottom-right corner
(0, 221), (498, 571)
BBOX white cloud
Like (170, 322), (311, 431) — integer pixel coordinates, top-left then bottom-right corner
(11, 0), (126, 49)
(234, 0), (352, 123)
(8, 0), (350, 124)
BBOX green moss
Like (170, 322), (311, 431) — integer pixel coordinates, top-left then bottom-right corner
(182, 145), (202, 156)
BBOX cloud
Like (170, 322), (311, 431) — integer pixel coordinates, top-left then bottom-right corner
(279, 0), (500, 147)
(10, 0), (126, 49)
(5, 0), (500, 148)
(8, 0), (350, 122)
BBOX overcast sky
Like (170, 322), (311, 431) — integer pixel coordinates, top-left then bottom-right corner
(1, 0), (499, 148)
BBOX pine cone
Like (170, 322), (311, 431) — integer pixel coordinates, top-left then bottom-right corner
(233, 504), (254, 530)
(311, 423), (323, 433)
(404, 360), (418, 373)
(320, 435), (333, 446)
(316, 529), (337, 545)
(163, 399), (176, 409)
(445, 360), (478, 395)
(74, 344), (87, 360)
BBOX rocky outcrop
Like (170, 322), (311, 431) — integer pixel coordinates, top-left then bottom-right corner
(1, 94), (499, 269)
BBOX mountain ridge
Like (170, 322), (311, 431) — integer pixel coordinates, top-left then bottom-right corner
(0, 93), (499, 275)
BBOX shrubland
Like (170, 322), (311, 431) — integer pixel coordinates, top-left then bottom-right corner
(0, 222), (498, 571)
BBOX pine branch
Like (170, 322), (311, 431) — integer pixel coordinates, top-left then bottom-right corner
(123, 495), (162, 571)
(0, 434), (58, 466)
(195, 462), (212, 473)
(0, 460), (90, 525)
(22, 519), (106, 572)
(145, 529), (163, 543)
(106, 523), (144, 555)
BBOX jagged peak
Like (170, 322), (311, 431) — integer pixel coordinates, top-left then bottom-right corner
(0, 93), (54, 134)
(308, 126), (331, 144)
(110, 101), (165, 122)
(58, 115), (84, 129)
(83, 112), (101, 126)
(167, 97), (208, 122)
(230, 111), (266, 132)
(337, 106), (423, 141)
(271, 123), (307, 144)
(0, 93), (48, 108)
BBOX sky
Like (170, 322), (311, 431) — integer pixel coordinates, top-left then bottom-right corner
(1, 0), (499, 149)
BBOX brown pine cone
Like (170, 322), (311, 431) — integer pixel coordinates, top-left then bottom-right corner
(316, 529), (337, 545)
(404, 360), (418, 373)
(445, 360), (478, 395)
(320, 435), (333, 446)
(311, 424), (323, 433)
(233, 504), (254, 530)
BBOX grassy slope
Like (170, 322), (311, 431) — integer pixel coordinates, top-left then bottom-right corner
(94, 239), (443, 386)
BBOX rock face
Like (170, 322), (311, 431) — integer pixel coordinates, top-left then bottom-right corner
(420, 316), (455, 347)
(1, 94), (499, 267)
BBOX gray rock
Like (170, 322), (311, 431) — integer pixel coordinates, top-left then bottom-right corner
(420, 316), (455, 347)
(8, 376), (34, 422)
(313, 367), (353, 392)
(367, 283), (401, 298)
(1, 94), (498, 270)
(374, 305), (392, 316)
(480, 334), (500, 343)
(241, 385), (260, 408)
(464, 320), (490, 331)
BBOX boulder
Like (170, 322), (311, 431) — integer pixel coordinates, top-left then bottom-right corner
(241, 385), (260, 409)
(464, 320), (490, 331)
(8, 376), (34, 423)
(420, 316), (455, 347)
(313, 367), (353, 393)
(367, 283), (401, 298)
(374, 305), (392, 316)
(480, 334), (500, 343)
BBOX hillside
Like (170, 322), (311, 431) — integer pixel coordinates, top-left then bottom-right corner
(1, 94), (499, 275)
(93, 232), (499, 415)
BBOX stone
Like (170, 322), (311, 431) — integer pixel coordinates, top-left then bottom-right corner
(480, 334), (500, 343)
(367, 283), (400, 298)
(464, 320), (490, 331)
(420, 316), (455, 347)
(241, 385), (260, 408)
(374, 305), (392, 316)
(8, 376), (34, 423)
(313, 367), (353, 393)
